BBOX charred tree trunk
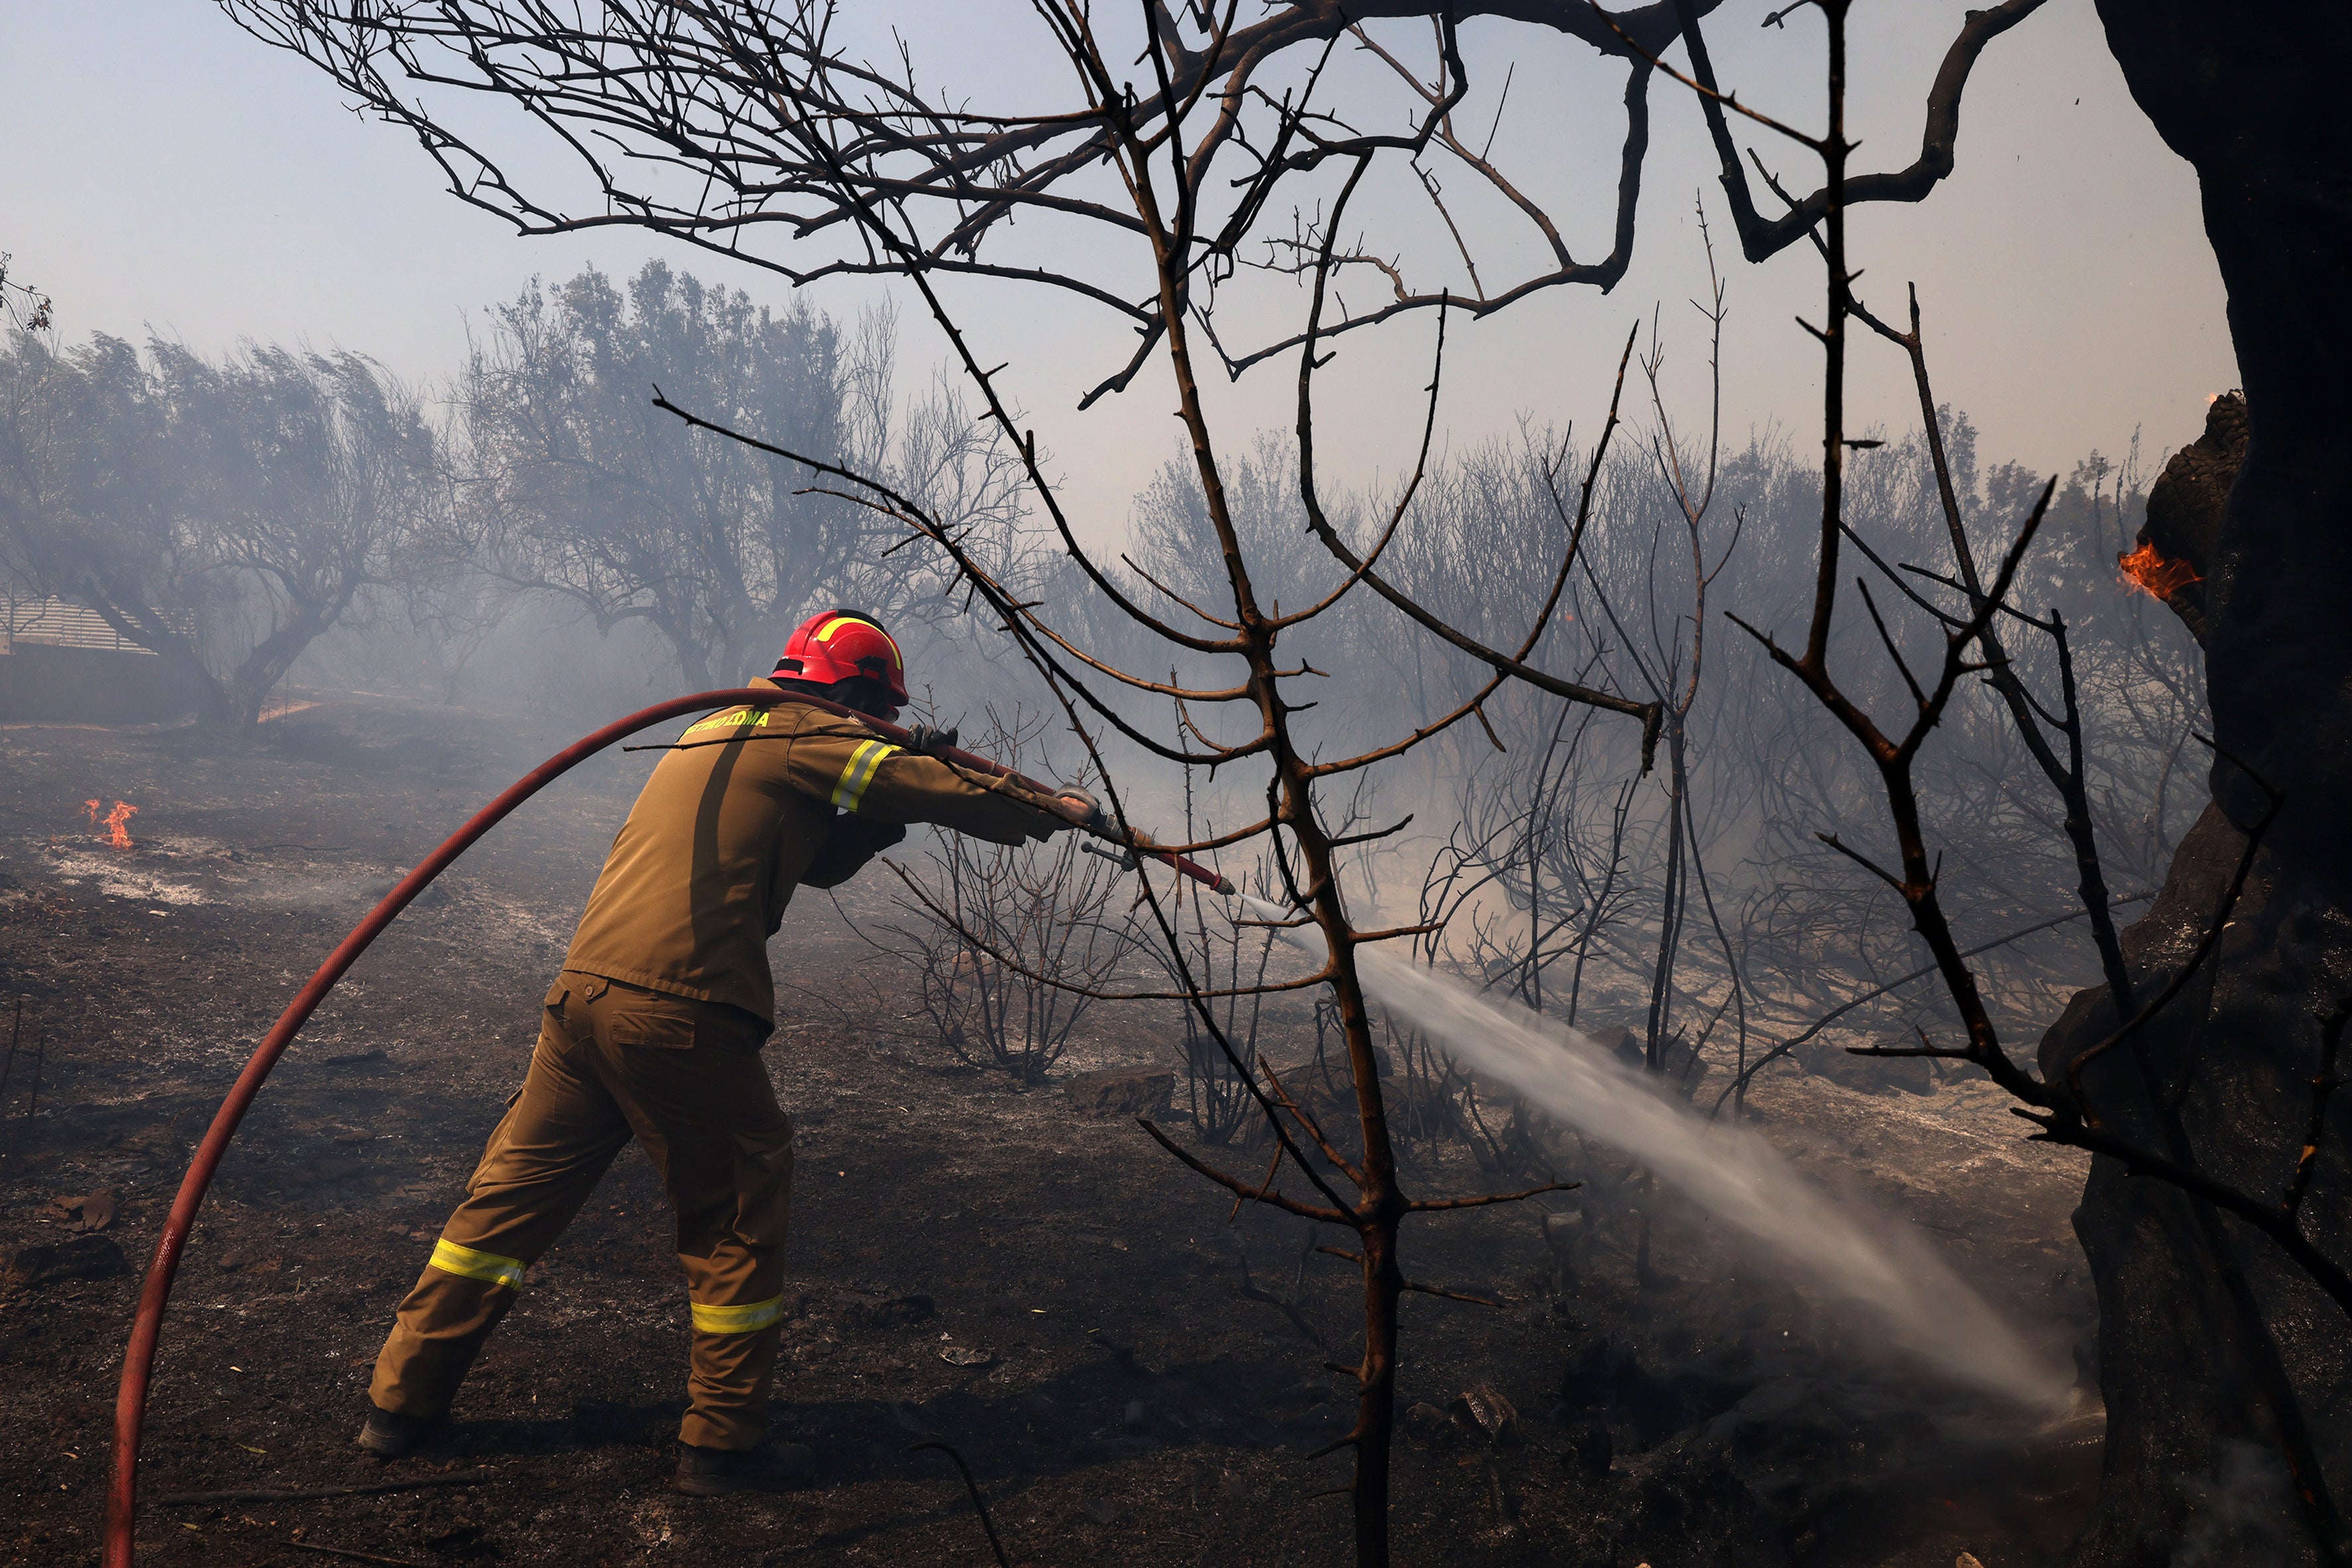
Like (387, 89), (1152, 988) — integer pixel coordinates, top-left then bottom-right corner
(225, 587), (354, 730)
(2049, 7), (2352, 1561)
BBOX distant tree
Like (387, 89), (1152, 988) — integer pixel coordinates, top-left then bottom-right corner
(0, 331), (445, 729)
(0, 331), (199, 670)
(457, 260), (866, 686)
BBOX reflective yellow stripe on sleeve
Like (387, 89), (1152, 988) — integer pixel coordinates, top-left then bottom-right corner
(428, 1239), (526, 1291)
(690, 1294), (785, 1334)
(829, 739), (899, 812)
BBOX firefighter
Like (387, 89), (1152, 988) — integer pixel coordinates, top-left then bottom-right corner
(354, 609), (1094, 1495)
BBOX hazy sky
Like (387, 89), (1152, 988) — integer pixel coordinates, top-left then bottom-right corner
(4, 1), (2236, 536)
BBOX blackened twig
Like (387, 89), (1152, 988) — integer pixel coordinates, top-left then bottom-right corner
(154, 1469), (500, 1505)
(1135, 1116), (1348, 1224)
(2285, 1000), (2352, 1219)
(1402, 1279), (1504, 1308)
(1407, 1180), (1580, 1213)
(908, 1441), (1012, 1568)
(1231, 1143), (1283, 1223)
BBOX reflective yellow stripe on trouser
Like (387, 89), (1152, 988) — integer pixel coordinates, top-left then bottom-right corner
(829, 740), (898, 811)
(429, 1238), (526, 1291)
(692, 1294), (785, 1334)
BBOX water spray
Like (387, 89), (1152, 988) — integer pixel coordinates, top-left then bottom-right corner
(102, 685), (1219, 1567)
(1237, 894), (2073, 1412)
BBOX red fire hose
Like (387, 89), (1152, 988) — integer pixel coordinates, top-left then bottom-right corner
(102, 686), (1226, 1566)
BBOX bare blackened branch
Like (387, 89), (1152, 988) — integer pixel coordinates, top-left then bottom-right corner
(1407, 1180), (1579, 1213)
(1676, 0), (2051, 262)
(2284, 1001), (2351, 1220)
(1137, 1116), (1350, 1224)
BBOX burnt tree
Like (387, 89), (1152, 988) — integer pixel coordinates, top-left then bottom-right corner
(2036, 6), (2352, 1560)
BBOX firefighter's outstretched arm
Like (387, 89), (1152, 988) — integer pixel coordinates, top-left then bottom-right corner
(786, 719), (1085, 847)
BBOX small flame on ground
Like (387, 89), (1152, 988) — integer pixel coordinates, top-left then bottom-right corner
(83, 799), (139, 850)
(2118, 541), (2200, 600)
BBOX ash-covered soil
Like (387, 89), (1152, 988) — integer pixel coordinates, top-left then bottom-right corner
(1, 694), (2101, 1567)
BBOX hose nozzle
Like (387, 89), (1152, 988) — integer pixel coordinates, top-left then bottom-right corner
(1079, 838), (1143, 872)
(1078, 834), (1231, 895)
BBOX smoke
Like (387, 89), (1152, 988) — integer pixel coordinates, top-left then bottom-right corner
(2172, 1441), (2294, 1567)
(1245, 896), (2076, 1411)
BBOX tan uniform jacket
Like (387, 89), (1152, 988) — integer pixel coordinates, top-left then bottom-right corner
(562, 678), (1061, 1022)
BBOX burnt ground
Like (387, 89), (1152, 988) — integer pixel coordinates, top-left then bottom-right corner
(0, 693), (2104, 1568)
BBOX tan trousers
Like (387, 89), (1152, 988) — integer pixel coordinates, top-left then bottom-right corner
(370, 971), (794, 1449)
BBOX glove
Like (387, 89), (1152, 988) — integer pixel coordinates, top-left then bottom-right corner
(1052, 785), (1109, 834)
(906, 722), (959, 757)
(799, 815), (908, 889)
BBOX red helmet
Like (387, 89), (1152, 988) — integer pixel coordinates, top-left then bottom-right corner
(773, 609), (908, 706)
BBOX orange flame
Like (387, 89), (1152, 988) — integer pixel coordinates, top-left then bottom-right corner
(2118, 541), (2200, 600)
(84, 798), (139, 850)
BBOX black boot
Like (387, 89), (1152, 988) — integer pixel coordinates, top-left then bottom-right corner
(355, 1405), (442, 1458)
(670, 1441), (813, 1497)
